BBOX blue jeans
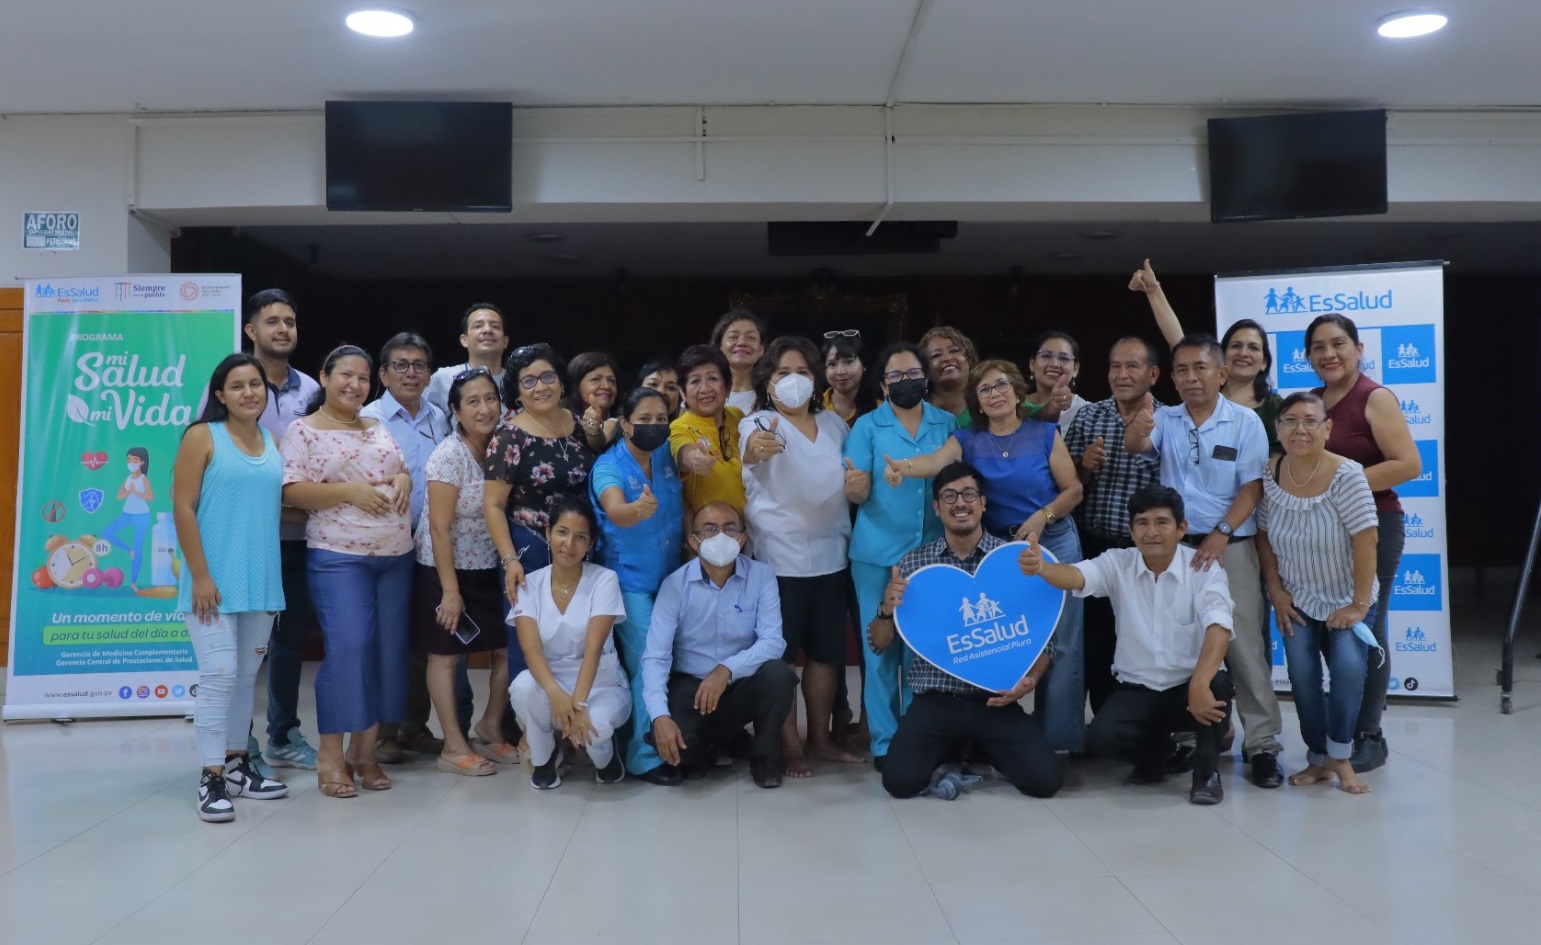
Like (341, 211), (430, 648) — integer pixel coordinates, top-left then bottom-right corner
(614, 590), (665, 774)
(307, 548), (414, 734)
(1282, 612), (1371, 764)
(1030, 516), (1086, 753)
(266, 539), (313, 745)
(852, 560), (912, 758)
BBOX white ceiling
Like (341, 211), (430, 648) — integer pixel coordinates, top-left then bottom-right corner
(241, 218), (1541, 280)
(0, 1), (1534, 113)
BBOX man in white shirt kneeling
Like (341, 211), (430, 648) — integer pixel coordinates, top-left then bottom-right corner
(1019, 483), (1235, 805)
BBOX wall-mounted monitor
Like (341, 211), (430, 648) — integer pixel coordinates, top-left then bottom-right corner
(325, 101), (513, 212)
(1208, 109), (1388, 223)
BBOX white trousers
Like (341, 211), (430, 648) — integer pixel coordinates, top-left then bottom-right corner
(510, 671), (631, 769)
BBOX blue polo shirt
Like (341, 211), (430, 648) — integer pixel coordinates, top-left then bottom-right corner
(843, 401), (958, 567)
(1143, 395), (1268, 535)
(591, 438), (684, 595)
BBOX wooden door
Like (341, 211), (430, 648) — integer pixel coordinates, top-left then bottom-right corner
(0, 287), (22, 665)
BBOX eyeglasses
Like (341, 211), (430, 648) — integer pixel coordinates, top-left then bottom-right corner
(518, 370), (561, 390)
(694, 523), (743, 538)
(1187, 426), (1201, 466)
(753, 415), (787, 447)
(975, 378), (1014, 398)
(1036, 350), (1076, 365)
(1277, 417), (1325, 431)
(939, 488), (981, 505)
(883, 368), (927, 384)
(454, 366), (493, 383)
(388, 359), (430, 375)
(823, 329), (860, 339)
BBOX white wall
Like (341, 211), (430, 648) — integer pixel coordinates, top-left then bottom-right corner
(0, 115), (169, 286)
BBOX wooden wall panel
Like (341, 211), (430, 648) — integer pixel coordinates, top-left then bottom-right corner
(1, 287), (23, 666)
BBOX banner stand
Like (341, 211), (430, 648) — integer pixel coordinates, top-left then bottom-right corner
(5, 275), (240, 721)
(1214, 261), (1454, 700)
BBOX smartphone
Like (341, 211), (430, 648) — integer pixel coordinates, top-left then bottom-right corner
(435, 607), (482, 645)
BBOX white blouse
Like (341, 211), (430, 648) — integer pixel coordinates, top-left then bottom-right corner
(510, 563), (628, 689)
(738, 408), (852, 578)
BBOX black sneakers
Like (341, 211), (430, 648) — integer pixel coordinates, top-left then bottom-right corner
(224, 754), (289, 800)
(1350, 732), (1388, 773)
(596, 752), (627, 784)
(197, 771), (235, 822)
(531, 748), (563, 790)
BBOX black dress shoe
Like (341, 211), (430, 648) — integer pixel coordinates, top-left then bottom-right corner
(872, 754), (887, 774)
(634, 763), (683, 786)
(1126, 762), (1167, 785)
(1165, 744), (1196, 775)
(1350, 733), (1388, 774)
(1189, 771), (1224, 805)
(750, 756), (783, 789)
(1248, 752), (1284, 789)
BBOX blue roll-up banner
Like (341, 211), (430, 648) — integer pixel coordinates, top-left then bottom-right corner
(1214, 262), (1452, 698)
(894, 542), (1065, 693)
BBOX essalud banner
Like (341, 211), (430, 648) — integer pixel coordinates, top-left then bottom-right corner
(5, 275), (241, 720)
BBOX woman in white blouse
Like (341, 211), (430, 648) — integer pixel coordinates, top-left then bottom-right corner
(1256, 392), (1378, 795)
(508, 496), (631, 789)
(740, 335), (864, 778)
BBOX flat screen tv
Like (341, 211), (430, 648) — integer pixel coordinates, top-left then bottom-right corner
(1207, 109), (1387, 223)
(325, 101), (513, 212)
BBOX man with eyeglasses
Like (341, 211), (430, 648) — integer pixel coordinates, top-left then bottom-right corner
(871, 462), (1063, 799)
(642, 503), (799, 788)
(425, 302), (510, 418)
(362, 331), (455, 761)
(1123, 333), (1285, 790)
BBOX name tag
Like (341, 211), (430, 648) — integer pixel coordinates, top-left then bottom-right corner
(1211, 445), (1238, 462)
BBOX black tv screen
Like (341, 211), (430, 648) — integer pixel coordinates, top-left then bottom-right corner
(325, 101), (513, 212)
(1207, 110), (1387, 223)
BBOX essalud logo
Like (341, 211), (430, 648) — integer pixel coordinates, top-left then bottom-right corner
(1404, 513), (1435, 540)
(1397, 626), (1437, 653)
(65, 352), (193, 430)
(1262, 286), (1392, 315)
(1400, 399), (1432, 426)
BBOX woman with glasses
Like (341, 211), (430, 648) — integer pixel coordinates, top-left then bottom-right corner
(1306, 314), (1420, 772)
(591, 387), (685, 784)
(885, 359), (1087, 752)
(567, 351), (623, 448)
(669, 345), (747, 521)
(741, 335), (864, 775)
(1022, 331), (1089, 431)
(280, 345), (415, 798)
(415, 368), (514, 775)
(1256, 392), (1378, 794)
(843, 342), (958, 766)
(821, 330), (877, 425)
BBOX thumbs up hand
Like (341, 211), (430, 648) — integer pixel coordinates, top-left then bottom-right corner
(1017, 532), (1044, 576)
(882, 453), (906, 488)
(1051, 372), (1074, 410)
(1132, 393), (1156, 439)
(843, 457), (871, 500)
(883, 565), (908, 613)
(1128, 258), (1160, 295)
(633, 483), (658, 521)
(745, 416), (784, 463)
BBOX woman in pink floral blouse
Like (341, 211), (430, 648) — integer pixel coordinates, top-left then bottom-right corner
(281, 345), (414, 799)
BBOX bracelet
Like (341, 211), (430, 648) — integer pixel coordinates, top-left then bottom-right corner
(574, 701), (589, 711)
(1352, 598), (1370, 608)
(905, 459), (914, 476)
(874, 610), (893, 622)
(500, 552), (518, 565)
(1044, 508), (1055, 525)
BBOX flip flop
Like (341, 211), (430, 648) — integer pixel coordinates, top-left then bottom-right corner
(471, 738), (522, 765)
(437, 754), (497, 777)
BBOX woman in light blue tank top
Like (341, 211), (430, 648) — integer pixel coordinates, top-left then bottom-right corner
(173, 354), (289, 822)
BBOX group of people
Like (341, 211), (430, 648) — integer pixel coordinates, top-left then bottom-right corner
(172, 261), (1420, 821)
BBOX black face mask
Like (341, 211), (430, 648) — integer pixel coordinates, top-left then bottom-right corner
(629, 423), (671, 452)
(886, 378), (928, 409)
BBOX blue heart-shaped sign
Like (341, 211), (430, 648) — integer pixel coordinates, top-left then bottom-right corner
(894, 541), (1065, 693)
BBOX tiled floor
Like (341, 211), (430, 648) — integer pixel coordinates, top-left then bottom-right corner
(3, 597), (1540, 945)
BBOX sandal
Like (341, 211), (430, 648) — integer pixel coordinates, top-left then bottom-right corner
(317, 767), (358, 799)
(471, 738), (522, 766)
(351, 761), (392, 791)
(437, 753), (497, 777)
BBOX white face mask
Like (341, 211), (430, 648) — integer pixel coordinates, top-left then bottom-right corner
(696, 532), (742, 567)
(773, 373), (814, 410)
(127, 462), (142, 473)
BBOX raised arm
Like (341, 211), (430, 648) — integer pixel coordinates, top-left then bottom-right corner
(1129, 258), (1184, 349)
(882, 436), (963, 486)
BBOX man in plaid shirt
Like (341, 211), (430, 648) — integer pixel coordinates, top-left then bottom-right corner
(869, 461), (1063, 799)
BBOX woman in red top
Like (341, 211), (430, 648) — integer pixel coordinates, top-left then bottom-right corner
(1306, 314), (1422, 773)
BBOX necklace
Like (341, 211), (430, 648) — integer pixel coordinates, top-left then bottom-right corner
(1284, 454), (1324, 488)
(987, 422), (1023, 458)
(320, 406), (360, 426)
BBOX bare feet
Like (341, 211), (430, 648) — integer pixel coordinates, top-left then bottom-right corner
(1325, 757), (1372, 794)
(806, 736), (866, 765)
(782, 745), (814, 778)
(1288, 763), (1335, 786)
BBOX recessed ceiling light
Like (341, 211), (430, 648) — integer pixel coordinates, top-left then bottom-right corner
(346, 9), (415, 38)
(527, 232), (565, 243)
(1376, 11), (1447, 39)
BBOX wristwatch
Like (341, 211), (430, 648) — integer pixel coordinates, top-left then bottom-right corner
(874, 609), (894, 622)
(1215, 521), (1235, 538)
